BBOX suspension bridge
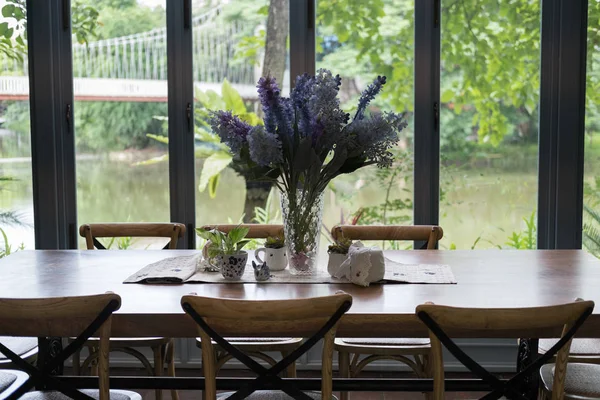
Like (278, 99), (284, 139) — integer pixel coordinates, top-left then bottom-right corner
(0, 7), (284, 102)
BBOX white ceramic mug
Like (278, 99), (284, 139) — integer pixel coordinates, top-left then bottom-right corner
(255, 246), (288, 271)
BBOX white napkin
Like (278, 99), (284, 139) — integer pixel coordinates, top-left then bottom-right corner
(330, 242), (385, 287)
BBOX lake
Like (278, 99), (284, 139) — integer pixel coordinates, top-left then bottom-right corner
(0, 153), (545, 251)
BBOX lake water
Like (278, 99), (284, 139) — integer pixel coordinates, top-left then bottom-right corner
(0, 154), (544, 251)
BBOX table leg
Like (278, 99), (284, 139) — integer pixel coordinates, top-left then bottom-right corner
(516, 338), (539, 398)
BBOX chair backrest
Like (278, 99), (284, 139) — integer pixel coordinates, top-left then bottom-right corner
(182, 292), (352, 400)
(79, 223), (186, 250)
(416, 300), (595, 400)
(200, 224), (284, 239)
(331, 225), (443, 249)
(0, 293), (121, 400)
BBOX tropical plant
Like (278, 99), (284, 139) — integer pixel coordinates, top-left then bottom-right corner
(143, 80), (262, 199)
(503, 211), (537, 250)
(264, 233), (285, 249)
(196, 225), (251, 258)
(327, 237), (352, 255)
(0, 227), (23, 258)
(584, 177), (600, 258)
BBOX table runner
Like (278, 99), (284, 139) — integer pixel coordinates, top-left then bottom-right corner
(123, 254), (456, 284)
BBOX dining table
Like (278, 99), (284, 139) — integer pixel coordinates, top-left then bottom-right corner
(1, 248), (600, 394)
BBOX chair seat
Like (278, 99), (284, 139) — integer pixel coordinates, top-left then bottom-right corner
(335, 337), (430, 355)
(83, 337), (171, 348)
(20, 389), (142, 400)
(196, 337), (302, 351)
(540, 338), (600, 357)
(217, 391), (336, 400)
(0, 369), (28, 395)
(540, 363), (600, 399)
(0, 337), (38, 363)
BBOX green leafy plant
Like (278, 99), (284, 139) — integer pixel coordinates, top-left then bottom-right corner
(142, 80), (262, 199)
(0, 227), (24, 258)
(584, 177), (600, 258)
(196, 225), (251, 258)
(264, 233), (285, 249)
(504, 211), (537, 250)
(101, 236), (133, 250)
(327, 237), (352, 255)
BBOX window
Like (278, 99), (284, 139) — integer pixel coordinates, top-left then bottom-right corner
(193, 1), (289, 232)
(72, 0), (170, 249)
(316, 0), (414, 248)
(0, 0), (33, 254)
(439, 0), (541, 249)
(584, 0), (600, 258)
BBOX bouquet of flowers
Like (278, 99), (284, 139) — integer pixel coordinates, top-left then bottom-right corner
(210, 69), (407, 274)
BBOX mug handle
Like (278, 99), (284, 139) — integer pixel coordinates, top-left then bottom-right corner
(255, 248), (266, 264)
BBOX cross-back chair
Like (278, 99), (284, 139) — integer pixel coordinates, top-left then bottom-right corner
(80, 222), (186, 250)
(78, 222), (185, 400)
(182, 292), (353, 400)
(198, 224), (302, 379)
(0, 293), (140, 400)
(416, 300), (595, 400)
(330, 224), (443, 400)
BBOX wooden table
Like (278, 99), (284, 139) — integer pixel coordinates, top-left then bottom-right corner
(2, 249), (600, 338)
(2, 249), (600, 394)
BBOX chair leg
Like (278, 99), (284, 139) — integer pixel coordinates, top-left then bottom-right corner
(281, 350), (297, 378)
(166, 340), (179, 400)
(338, 351), (350, 400)
(153, 345), (164, 400)
(72, 349), (81, 376)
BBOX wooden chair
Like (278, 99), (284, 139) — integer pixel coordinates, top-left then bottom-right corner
(0, 337), (38, 368)
(198, 224), (302, 379)
(79, 222), (186, 250)
(78, 222), (185, 400)
(0, 293), (141, 400)
(330, 224), (443, 400)
(182, 292), (352, 400)
(416, 300), (595, 400)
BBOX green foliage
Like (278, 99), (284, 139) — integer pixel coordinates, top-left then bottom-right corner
(584, 177), (600, 258)
(252, 188), (280, 224)
(75, 102), (167, 152)
(328, 237), (352, 254)
(145, 80), (262, 198)
(0, 227), (24, 258)
(196, 225), (251, 257)
(504, 211), (536, 250)
(264, 233), (285, 249)
(318, 0), (543, 145)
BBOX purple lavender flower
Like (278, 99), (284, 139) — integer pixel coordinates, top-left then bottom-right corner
(355, 75), (387, 121)
(346, 111), (407, 168)
(247, 125), (283, 167)
(257, 76), (293, 138)
(308, 69), (347, 149)
(209, 110), (252, 155)
(291, 73), (316, 137)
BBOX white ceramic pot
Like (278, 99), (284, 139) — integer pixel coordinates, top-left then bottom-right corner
(255, 246), (288, 271)
(214, 252), (248, 280)
(327, 252), (348, 276)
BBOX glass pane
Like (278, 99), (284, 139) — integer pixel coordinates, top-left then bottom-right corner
(317, 0), (415, 249)
(0, 1), (34, 255)
(440, 1), (540, 249)
(192, 1), (290, 245)
(584, 1), (600, 259)
(72, 0), (169, 249)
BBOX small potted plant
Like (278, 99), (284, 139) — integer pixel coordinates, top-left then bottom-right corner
(197, 226), (250, 280)
(327, 237), (353, 276)
(255, 233), (288, 271)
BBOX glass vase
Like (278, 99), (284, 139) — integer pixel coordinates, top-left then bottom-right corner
(280, 189), (324, 275)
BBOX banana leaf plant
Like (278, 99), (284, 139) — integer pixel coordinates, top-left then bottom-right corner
(138, 79), (262, 198)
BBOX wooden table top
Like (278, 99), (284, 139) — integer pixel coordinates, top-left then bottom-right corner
(2, 249), (600, 338)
